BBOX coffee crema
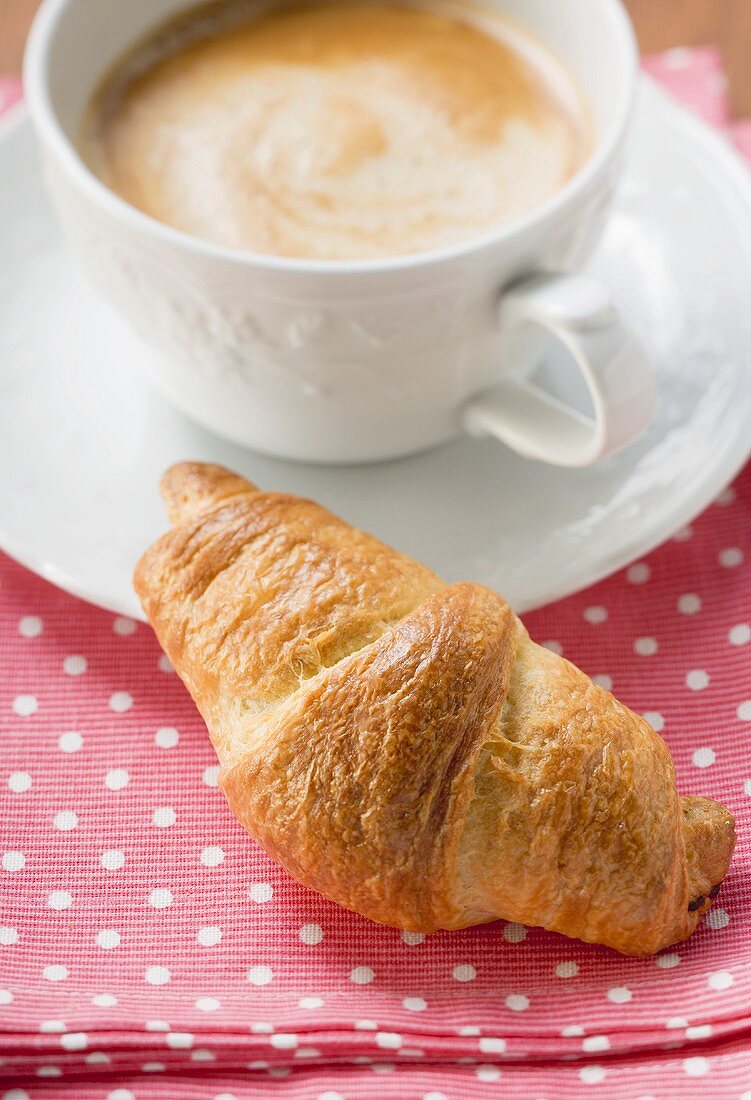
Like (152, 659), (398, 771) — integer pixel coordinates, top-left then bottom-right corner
(84, 1), (593, 260)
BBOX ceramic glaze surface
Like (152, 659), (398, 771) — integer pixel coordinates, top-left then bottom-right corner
(2, 83), (751, 616)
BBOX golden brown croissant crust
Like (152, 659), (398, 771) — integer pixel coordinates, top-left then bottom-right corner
(135, 462), (735, 955)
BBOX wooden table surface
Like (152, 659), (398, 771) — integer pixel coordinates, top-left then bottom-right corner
(2, 0), (751, 117)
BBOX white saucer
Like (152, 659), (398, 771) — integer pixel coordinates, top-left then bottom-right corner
(3, 79), (751, 621)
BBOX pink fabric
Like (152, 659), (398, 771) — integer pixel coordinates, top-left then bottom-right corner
(2, 53), (751, 1098)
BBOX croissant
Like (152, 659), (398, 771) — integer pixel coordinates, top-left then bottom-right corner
(134, 462), (734, 956)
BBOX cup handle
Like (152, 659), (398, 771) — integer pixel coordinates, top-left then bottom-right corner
(461, 272), (656, 467)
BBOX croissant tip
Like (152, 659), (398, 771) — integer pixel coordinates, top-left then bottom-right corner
(159, 462), (258, 526)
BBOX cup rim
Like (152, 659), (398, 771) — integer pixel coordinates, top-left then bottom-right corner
(24, 0), (638, 277)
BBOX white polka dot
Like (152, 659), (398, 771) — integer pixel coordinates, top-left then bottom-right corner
(48, 891), (72, 910)
(479, 1038), (506, 1054)
(642, 711), (664, 732)
(109, 691), (133, 712)
(105, 769), (129, 791)
(706, 908), (730, 930)
(37, 1068), (62, 1078)
(63, 655), (87, 676)
(58, 732), (83, 753)
(60, 1032), (88, 1051)
(92, 994), (117, 1008)
(730, 624), (751, 645)
(165, 1032), (193, 1049)
(191, 1050), (214, 1061)
(607, 986), (632, 1004)
(692, 748), (716, 768)
(87, 1053), (110, 1065)
(678, 594), (702, 615)
(458, 1026), (481, 1036)
(247, 966), (273, 986)
(248, 882), (272, 903)
(656, 953), (681, 969)
(423, 1094), (447, 1100)
(155, 727), (179, 749)
(503, 923), (527, 943)
(113, 617), (137, 636)
(195, 997), (221, 1012)
(152, 807), (176, 827)
(43, 965), (68, 982)
(19, 615), (43, 637)
(592, 675), (612, 691)
(299, 997), (324, 1009)
(96, 930), (120, 950)
(108, 1091), (135, 1100)
(707, 970), (733, 990)
(686, 1025), (713, 1040)
(674, 525), (693, 542)
(403, 997), (427, 1012)
(250, 1022), (274, 1033)
(580, 1066), (607, 1084)
(720, 548), (744, 568)
(2, 852), (25, 873)
(0, 928), (18, 946)
(583, 1036), (610, 1053)
(101, 850), (125, 871)
(686, 670), (710, 691)
(53, 810), (78, 831)
(402, 931), (424, 945)
(8, 772), (31, 793)
(13, 695), (38, 717)
(148, 888), (173, 909)
(561, 1025), (585, 1037)
(505, 994), (529, 1012)
(158, 654), (174, 673)
(0, 989), (13, 1004)
(627, 562), (651, 584)
(683, 1057), (710, 1077)
(583, 606), (608, 624)
(556, 961), (578, 978)
(318, 1093), (345, 1100)
(375, 1032), (402, 1050)
(201, 845), (224, 867)
(453, 964), (476, 983)
(350, 966), (375, 985)
(369, 1064), (394, 1075)
(542, 640), (562, 655)
(145, 1020), (170, 1031)
(197, 926), (222, 947)
(666, 1017), (689, 1029)
(271, 1033), (299, 1050)
(202, 764), (220, 786)
(142, 1063), (165, 1073)
(39, 1021), (66, 1033)
(634, 637), (658, 656)
(737, 701), (751, 722)
(475, 1065), (501, 1082)
(145, 966), (171, 986)
(299, 923), (323, 945)
(355, 1020), (377, 1030)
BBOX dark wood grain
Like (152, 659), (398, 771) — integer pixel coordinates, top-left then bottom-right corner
(2, 0), (751, 116)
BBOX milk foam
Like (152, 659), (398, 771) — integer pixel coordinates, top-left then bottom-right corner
(87, 1), (592, 260)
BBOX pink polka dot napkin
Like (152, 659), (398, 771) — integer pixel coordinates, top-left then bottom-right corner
(2, 49), (751, 1099)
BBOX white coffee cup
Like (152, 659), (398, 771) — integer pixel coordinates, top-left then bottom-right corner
(25, 0), (653, 466)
